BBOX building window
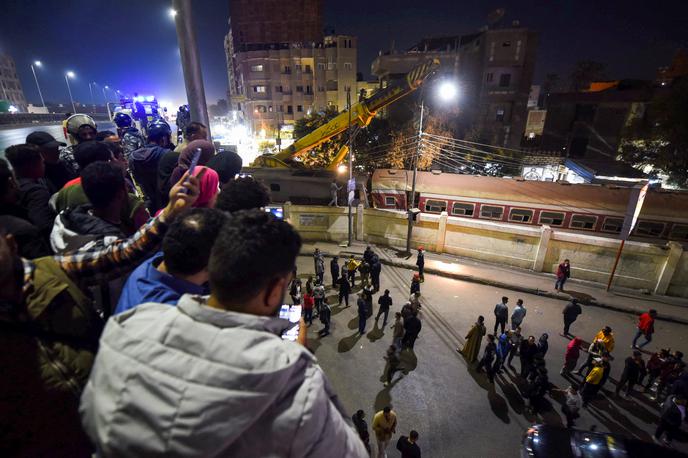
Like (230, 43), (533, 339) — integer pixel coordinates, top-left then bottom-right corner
(480, 205), (504, 220)
(539, 211), (565, 226)
(255, 105), (267, 113)
(297, 105), (303, 112)
(287, 105), (293, 114)
(318, 86), (325, 92)
(486, 73), (494, 83)
(669, 224), (688, 241)
(278, 105), (284, 112)
(451, 202), (474, 216)
(327, 62), (336, 70)
(602, 217), (623, 233)
(250, 64), (264, 72)
(295, 64), (302, 72)
(509, 208), (533, 223)
(305, 85), (313, 95)
(425, 199), (447, 213)
(570, 214), (597, 230)
(502, 41), (511, 47)
(253, 85), (267, 93)
(296, 85), (303, 92)
(385, 196), (396, 206)
(275, 85), (283, 93)
(317, 62), (326, 70)
(268, 106), (273, 112)
(305, 65), (312, 73)
(496, 109), (505, 122)
(283, 65), (291, 74)
(634, 221), (665, 237)
(344, 62), (352, 70)
(499, 73), (511, 87)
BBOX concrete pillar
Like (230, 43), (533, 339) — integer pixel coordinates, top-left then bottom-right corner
(655, 241), (684, 295)
(356, 204), (364, 241)
(436, 211), (448, 253)
(283, 201), (292, 224)
(533, 224), (553, 272)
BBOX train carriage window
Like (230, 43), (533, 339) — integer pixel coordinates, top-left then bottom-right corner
(509, 208), (533, 223)
(539, 211), (565, 226)
(669, 224), (688, 241)
(385, 196), (396, 206)
(570, 214), (597, 230)
(451, 202), (474, 216)
(634, 221), (665, 237)
(602, 217), (624, 233)
(425, 199), (447, 213)
(480, 205), (504, 220)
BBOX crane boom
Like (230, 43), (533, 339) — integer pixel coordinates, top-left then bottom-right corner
(251, 58), (440, 168)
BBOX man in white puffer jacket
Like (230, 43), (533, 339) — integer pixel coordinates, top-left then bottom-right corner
(80, 209), (368, 457)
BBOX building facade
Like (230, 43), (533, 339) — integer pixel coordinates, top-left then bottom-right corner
(371, 25), (538, 150)
(0, 53), (28, 112)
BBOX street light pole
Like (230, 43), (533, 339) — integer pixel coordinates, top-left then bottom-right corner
(30, 62), (46, 108)
(65, 72), (76, 113)
(347, 86), (353, 246)
(405, 98), (424, 255)
(88, 82), (95, 113)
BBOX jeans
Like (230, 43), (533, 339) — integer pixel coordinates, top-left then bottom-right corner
(555, 277), (567, 290)
(314, 298), (323, 317)
(339, 290), (349, 306)
(393, 336), (403, 352)
(376, 308), (389, 325)
(316, 272), (324, 284)
(511, 320), (522, 331)
(418, 265), (424, 280)
(304, 308), (313, 325)
(632, 328), (652, 348)
(563, 319), (575, 335)
(358, 314), (366, 334)
(655, 420), (677, 443)
(494, 317), (506, 335)
(348, 270), (356, 287)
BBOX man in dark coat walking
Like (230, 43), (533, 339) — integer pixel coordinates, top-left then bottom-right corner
(370, 254), (382, 291)
(357, 293), (368, 335)
(562, 299), (582, 336)
(402, 312), (422, 350)
(416, 247), (425, 282)
(654, 395), (686, 446)
(330, 256), (340, 288)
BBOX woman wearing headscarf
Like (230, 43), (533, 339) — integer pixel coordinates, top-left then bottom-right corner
(168, 139), (215, 190)
(155, 166), (219, 216)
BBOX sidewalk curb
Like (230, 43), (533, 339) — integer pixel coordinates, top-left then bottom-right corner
(298, 252), (688, 326)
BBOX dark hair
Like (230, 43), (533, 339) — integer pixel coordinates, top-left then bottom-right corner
(73, 141), (111, 170)
(384, 289), (390, 295)
(4, 144), (42, 170)
(102, 140), (124, 161)
(81, 161), (125, 208)
(478, 315), (484, 322)
(163, 208), (228, 276)
(209, 209), (301, 303)
(517, 299), (523, 305)
(410, 430), (419, 440)
(502, 296), (508, 302)
(185, 121), (207, 139)
(649, 309), (657, 315)
(676, 351), (684, 359)
(603, 326), (612, 334)
(633, 350), (642, 357)
(215, 176), (270, 213)
(383, 406), (391, 413)
(95, 130), (118, 141)
(0, 158), (14, 197)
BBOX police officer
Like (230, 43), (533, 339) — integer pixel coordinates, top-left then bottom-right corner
(114, 112), (145, 159)
(129, 118), (173, 212)
(60, 113), (98, 174)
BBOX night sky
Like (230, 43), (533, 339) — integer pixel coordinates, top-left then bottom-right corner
(2, 0), (686, 108)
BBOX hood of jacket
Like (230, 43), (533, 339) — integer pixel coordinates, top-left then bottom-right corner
(79, 295), (367, 457)
(50, 204), (123, 254)
(129, 144), (168, 166)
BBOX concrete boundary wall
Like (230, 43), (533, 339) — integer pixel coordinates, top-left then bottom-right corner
(284, 204), (688, 299)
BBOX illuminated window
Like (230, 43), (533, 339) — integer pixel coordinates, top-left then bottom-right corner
(451, 202), (474, 216)
(385, 196), (396, 206)
(539, 211), (564, 226)
(602, 217), (623, 233)
(570, 214), (597, 230)
(253, 86), (267, 93)
(425, 199), (447, 213)
(480, 205), (504, 219)
(509, 208), (533, 223)
(635, 221), (665, 237)
(250, 64), (264, 72)
(669, 224), (688, 241)
(496, 109), (505, 122)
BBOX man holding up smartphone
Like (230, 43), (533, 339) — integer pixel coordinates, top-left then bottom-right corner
(81, 209), (367, 457)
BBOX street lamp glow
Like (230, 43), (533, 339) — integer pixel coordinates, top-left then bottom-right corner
(437, 81), (458, 101)
(169, 8), (177, 18)
(66, 71), (75, 78)
(104, 85), (109, 89)
(34, 60), (42, 67)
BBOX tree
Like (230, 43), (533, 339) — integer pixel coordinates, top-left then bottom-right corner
(293, 107), (343, 168)
(569, 60), (607, 92)
(619, 78), (688, 188)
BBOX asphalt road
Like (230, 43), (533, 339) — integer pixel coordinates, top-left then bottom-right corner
(296, 256), (688, 457)
(0, 122), (116, 153)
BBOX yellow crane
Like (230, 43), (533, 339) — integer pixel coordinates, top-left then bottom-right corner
(250, 58), (441, 170)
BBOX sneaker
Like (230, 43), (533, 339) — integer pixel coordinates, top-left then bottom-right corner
(383, 382), (390, 387)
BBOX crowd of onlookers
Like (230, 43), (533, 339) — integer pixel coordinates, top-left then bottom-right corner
(0, 113), (373, 457)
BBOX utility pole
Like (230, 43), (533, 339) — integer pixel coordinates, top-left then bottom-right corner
(173, 0), (211, 136)
(347, 86), (353, 246)
(65, 74), (76, 113)
(30, 63), (46, 108)
(88, 83), (95, 113)
(405, 99), (424, 255)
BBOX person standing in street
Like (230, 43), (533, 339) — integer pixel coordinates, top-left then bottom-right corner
(352, 410), (371, 454)
(372, 406), (397, 458)
(654, 395), (686, 447)
(357, 293), (368, 335)
(562, 299), (582, 336)
(303, 290), (315, 326)
(561, 385), (582, 428)
(519, 336), (538, 378)
(493, 296), (509, 335)
(376, 289), (393, 326)
(371, 254), (382, 291)
(402, 312), (422, 350)
(328, 179), (341, 207)
(576, 339), (605, 376)
(338, 272), (351, 307)
(416, 247), (425, 282)
(561, 337), (583, 376)
(632, 309), (657, 349)
(382, 345), (402, 387)
(581, 359), (604, 407)
(494, 331), (510, 374)
(477, 334), (497, 383)
(318, 297), (332, 337)
(507, 326), (522, 367)
(459, 316), (486, 363)
(410, 273), (421, 296)
(314, 248), (325, 285)
(391, 312), (404, 352)
(594, 326), (615, 354)
(330, 255), (340, 288)
(537, 333), (549, 357)
(396, 430), (421, 458)
(347, 255), (360, 287)
(313, 280), (325, 319)
(616, 350), (646, 398)
(511, 299), (526, 330)
(555, 258), (571, 291)
(289, 278), (302, 305)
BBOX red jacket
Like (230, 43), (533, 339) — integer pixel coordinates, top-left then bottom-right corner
(637, 312), (655, 335)
(556, 263), (570, 279)
(303, 294), (314, 310)
(565, 337), (582, 362)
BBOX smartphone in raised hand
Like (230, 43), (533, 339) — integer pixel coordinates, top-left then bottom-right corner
(279, 304), (302, 341)
(182, 147), (202, 193)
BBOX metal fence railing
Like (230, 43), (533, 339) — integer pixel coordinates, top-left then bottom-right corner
(0, 113), (111, 126)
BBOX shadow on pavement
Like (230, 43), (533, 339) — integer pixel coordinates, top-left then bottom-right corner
(307, 338), (322, 354)
(487, 386), (511, 424)
(338, 332), (363, 353)
(373, 377), (403, 412)
(348, 316), (359, 330)
(564, 289), (595, 303)
(367, 321), (385, 342)
(399, 348), (418, 373)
